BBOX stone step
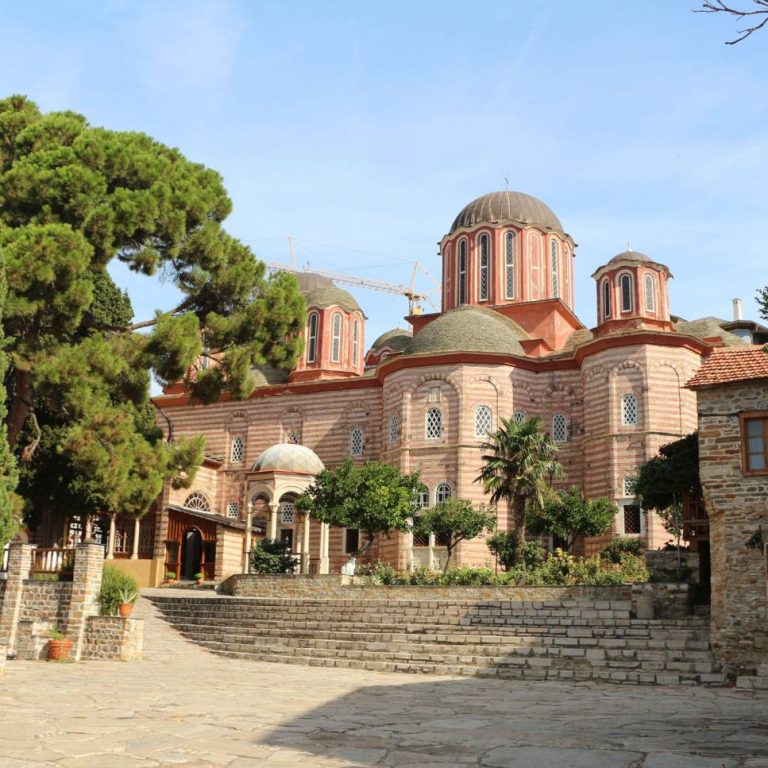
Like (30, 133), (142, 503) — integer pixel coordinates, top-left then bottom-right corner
(736, 675), (768, 690)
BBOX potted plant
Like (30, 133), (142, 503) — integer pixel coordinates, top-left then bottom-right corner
(194, 572), (204, 585)
(47, 628), (73, 661)
(165, 571), (177, 585)
(117, 586), (139, 617)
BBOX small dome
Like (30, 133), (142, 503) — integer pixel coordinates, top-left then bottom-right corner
(450, 190), (563, 234)
(252, 444), (325, 475)
(608, 249), (652, 265)
(369, 327), (412, 354)
(295, 272), (361, 313)
(251, 364), (289, 387)
(411, 306), (529, 356)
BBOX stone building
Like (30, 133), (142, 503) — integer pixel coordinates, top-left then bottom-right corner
(687, 345), (768, 675)
(83, 190), (748, 585)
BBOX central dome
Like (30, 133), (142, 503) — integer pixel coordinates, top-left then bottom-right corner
(252, 444), (325, 475)
(450, 190), (563, 234)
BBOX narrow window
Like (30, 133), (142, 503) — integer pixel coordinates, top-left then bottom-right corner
(350, 428), (364, 457)
(622, 477), (635, 498)
(226, 501), (241, 520)
(474, 405), (493, 437)
(435, 482), (452, 504)
(505, 232), (516, 299)
(478, 233), (490, 301)
(344, 528), (360, 554)
(306, 312), (319, 363)
(621, 393), (638, 426)
(457, 240), (467, 305)
(602, 278), (611, 319)
(417, 487), (430, 509)
(280, 502), (295, 524)
(331, 312), (342, 363)
(230, 435), (245, 464)
(620, 273), (633, 312)
(426, 407), (442, 439)
(513, 409), (525, 425)
(623, 504), (642, 534)
(352, 317), (360, 366)
(744, 416), (768, 473)
(388, 413), (398, 445)
(644, 274), (655, 313)
(564, 247), (571, 304)
(550, 240), (559, 298)
(552, 413), (568, 443)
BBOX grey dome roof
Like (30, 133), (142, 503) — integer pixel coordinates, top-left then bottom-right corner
(252, 443), (325, 474)
(369, 328), (412, 354)
(608, 250), (652, 265)
(251, 365), (289, 387)
(450, 190), (563, 234)
(411, 306), (529, 356)
(295, 272), (361, 313)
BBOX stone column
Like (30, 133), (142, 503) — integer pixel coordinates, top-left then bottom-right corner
(0, 542), (34, 658)
(243, 502), (253, 574)
(131, 518), (141, 560)
(268, 503), (279, 540)
(319, 522), (330, 575)
(428, 532), (436, 571)
(301, 513), (311, 574)
(106, 514), (116, 559)
(66, 542), (104, 662)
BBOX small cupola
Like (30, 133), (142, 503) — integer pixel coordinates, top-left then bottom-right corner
(591, 248), (673, 335)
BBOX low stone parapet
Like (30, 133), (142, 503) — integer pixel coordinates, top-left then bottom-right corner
(82, 616), (143, 661)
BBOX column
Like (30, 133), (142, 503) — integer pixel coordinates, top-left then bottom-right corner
(106, 514), (116, 560)
(406, 516), (415, 572)
(428, 532), (436, 571)
(268, 502), (279, 540)
(84, 514), (93, 542)
(0, 542), (33, 658)
(301, 512), (311, 574)
(243, 502), (253, 574)
(66, 542), (104, 662)
(131, 518), (140, 560)
(319, 522), (330, 575)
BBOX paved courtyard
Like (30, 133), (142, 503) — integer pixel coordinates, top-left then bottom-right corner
(1, 598), (767, 768)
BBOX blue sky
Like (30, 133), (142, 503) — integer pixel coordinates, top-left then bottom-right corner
(1, 0), (767, 349)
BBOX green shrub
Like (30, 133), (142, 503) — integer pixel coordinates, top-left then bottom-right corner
(32, 572), (60, 582)
(98, 567), (140, 616)
(357, 560), (400, 585)
(406, 565), (440, 586)
(617, 553), (649, 583)
(487, 530), (522, 570)
(601, 537), (644, 564)
(442, 566), (495, 585)
(249, 539), (296, 574)
(165, 571), (177, 581)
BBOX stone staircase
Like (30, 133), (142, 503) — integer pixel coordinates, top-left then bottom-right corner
(146, 593), (728, 686)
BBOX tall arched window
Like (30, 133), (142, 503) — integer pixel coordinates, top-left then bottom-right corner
(564, 247), (571, 304)
(475, 405), (493, 437)
(602, 278), (611, 319)
(426, 407), (442, 439)
(331, 312), (342, 363)
(350, 428), (364, 456)
(621, 393), (638, 426)
(644, 274), (656, 313)
(505, 232), (516, 299)
(230, 435), (245, 464)
(352, 317), (360, 366)
(619, 273), (633, 312)
(550, 240), (559, 298)
(435, 482), (452, 504)
(457, 240), (468, 305)
(552, 413), (568, 443)
(388, 413), (398, 445)
(306, 312), (319, 363)
(478, 233), (490, 301)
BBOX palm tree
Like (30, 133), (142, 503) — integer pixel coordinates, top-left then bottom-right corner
(476, 416), (563, 544)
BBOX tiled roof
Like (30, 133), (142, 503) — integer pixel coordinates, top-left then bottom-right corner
(686, 346), (768, 389)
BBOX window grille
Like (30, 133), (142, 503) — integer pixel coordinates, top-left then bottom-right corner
(620, 273), (633, 312)
(623, 505), (642, 534)
(513, 409), (526, 425)
(475, 405), (493, 437)
(457, 240), (467, 305)
(622, 477), (635, 498)
(602, 278), (611, 319)
(306, 312), (319, 363)
(505, 232), (515, 299)
(435, 483), (452, 504)
(230, 435), (245, 464)
(644, 274), (655, 312)
(426, 408), (442, 439)
(552, 413), (568, 443)
(412, 531), (430, 547)
(350, 428), (364, 456)
(478, 234), (489, 301)
(280, 502), (295, 524)
(331, 313), (342, 363)
(226, 501), (241, 519)
(621, 393), (638, 426)
(388, 413), (398, 445)
(285, 430), (301, 445)
(550, 240), (559, 298)
(183, 492), (211, 512)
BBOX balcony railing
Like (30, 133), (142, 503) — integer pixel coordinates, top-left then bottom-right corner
(31, 547), (75, 576)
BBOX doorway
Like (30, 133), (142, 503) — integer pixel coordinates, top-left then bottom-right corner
(181, 528), (202, 580)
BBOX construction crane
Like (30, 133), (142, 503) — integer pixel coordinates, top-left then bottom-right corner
(265, 237), (439, 315)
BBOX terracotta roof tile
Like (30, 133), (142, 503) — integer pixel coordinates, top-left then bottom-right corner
(686, 345), (768, 389)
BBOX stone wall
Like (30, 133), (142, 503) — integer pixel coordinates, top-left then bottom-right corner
(697, 380), (768, 675)
(645, 550), (700, 585)
(82, 616), (143, 661)
(19, 581), (71, 626)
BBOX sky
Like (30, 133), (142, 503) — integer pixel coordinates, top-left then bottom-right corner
(1, 0), (767, 351)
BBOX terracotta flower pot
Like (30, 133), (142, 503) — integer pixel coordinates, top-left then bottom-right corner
(48, 639), (73, 661)
(118, 602), (134, 618)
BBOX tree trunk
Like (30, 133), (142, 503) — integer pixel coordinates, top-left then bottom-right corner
(514, 497), (527, 544)
(6, 369), (31, 450)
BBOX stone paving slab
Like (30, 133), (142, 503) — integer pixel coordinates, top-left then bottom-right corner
(0, 597), (766, 767)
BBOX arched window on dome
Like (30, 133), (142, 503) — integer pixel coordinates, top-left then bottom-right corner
(619, 273), (633, 313)
(457, 239), (468, 306)
(306, 312), (319, 363)
(426, 407), (442, 439)
(550, 240), (559, 298)
(352, 317), (360, 367)
(474, 405), (493, 437)
(602, 278), (611, 319)
(350, 428), (364, 457)
(331, 312), (342, 363)
(621, 393), (638, 426)
(564, 246), (571, 304)
(644, 274), (656, 313)
(552, 413), (568, 443)
(478, 233), (490, 301)
(505, 232), (516, 299)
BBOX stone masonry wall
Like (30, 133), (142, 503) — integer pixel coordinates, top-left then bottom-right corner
(82, 616), (143, 661)
(19, 581), (72, 627)
(697, 380), (768, 675)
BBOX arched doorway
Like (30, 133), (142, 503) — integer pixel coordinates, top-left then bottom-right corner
(181, 528), (203, 580)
